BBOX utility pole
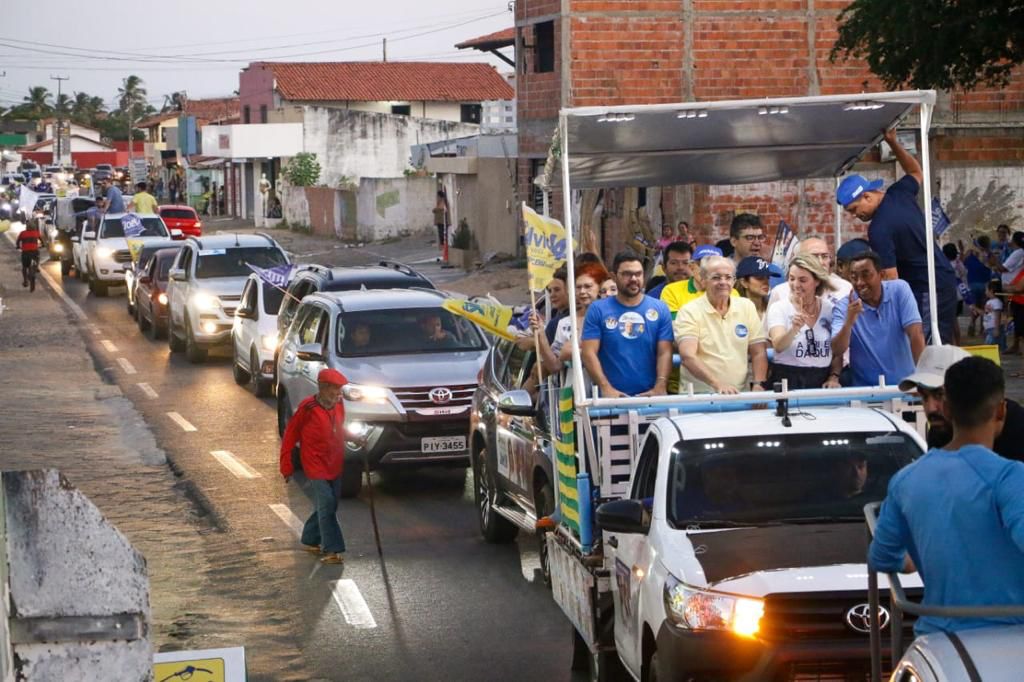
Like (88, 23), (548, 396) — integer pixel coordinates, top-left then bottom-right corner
(50, 75), (69, 166)
(383, 38), (387, 63)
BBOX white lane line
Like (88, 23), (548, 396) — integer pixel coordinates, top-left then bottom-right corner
(210, 450), (262, 479)
(116, 357), (137, 375)
(136, 382), (158, 399)
(166, 411), (197, 432)
(37, 266), (88, 322)
(331, 579), (377, 629)
(101, 339), (118, 352)
(268, 503), (304, 537)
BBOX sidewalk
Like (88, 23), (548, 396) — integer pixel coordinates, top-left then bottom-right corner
(0, 244), (311, 679)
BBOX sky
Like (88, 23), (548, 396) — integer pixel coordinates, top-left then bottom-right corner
(1, 0), (513, 111)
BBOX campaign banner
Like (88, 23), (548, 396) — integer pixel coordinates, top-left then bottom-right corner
(122, 213), (144, 237)
(442, 297), (517, 341)
(523, 204), (571, 292)
(932, 197), (951, 237)
(246, 262), (295, 289)
(127, 238), (145, 263)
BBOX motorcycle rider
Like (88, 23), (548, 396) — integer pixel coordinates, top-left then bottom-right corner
(16, 220), (43, 291)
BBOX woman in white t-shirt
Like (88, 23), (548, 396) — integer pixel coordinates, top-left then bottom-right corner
(530, 262), (609, 381)
(765, 254), (839, 390)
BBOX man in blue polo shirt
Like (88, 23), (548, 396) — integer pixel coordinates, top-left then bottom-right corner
(870, 356), (1024, 635)
(581, 251), (674, 397)
(831, 250), (925, 386)
(837, 129), (958, 344)
(99, 177), (125, 213)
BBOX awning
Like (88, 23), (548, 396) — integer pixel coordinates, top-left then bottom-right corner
(560, 91), (936, 189)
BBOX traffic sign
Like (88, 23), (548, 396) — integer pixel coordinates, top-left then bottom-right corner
(153, 646), (246, 682)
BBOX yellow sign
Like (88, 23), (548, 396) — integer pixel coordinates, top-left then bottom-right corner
(127, 238), (145, 263)
(154, 657), (224, 682)
(442, 298), (516, 341)
(522, 204), (571, 292)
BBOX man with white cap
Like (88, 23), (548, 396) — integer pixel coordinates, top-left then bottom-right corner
(899, 345), (1024, 460)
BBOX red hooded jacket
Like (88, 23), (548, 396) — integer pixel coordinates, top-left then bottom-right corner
(279, 395), (347, 480)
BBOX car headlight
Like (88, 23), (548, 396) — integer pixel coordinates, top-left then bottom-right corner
(95, 246), (113, 259)
(157, 292), (168, 305)
(53, 242), (64, 253)
(347, 420), (369, 437)
(261, 333), (278, 351)
(342, 384), (390, 404)
(191, 292), (220, 311)
(664, 577), (764, 638)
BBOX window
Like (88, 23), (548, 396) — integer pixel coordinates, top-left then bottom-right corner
(501, 345), (530, 389)
(242, 105), (251, 124)
(298, 309), (328, 346)
(239, 279), (257, 318)
(529, 159), (549, 212)
(336, 307), (487, 357)
(262, 281), (285, 315)
(460, 104), (482, 124)
(534, 21), (554, 73)
(177, 248), (193, 276)
(99, 217), (168, 239)
(259, 105), (267, 123)
(159, 208), (197, 220)
(391, 104), (411, 116)
(632, 435), (660, 501)
(194, 247), (286, 279)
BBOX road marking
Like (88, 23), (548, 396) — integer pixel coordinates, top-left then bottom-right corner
(166, 412), (197, 432)
(38, 266), (88, 321)
(331, 580), (377, 629)
(116, 357), (137, 375)
(101, 339), (118, 352)
(136, 382), (158, 399)
(268, 503), (304, 537)
(210, 450), (262, 479)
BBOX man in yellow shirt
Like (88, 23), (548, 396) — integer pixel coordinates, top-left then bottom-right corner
(130, 181), (159, 214)
(675, 256), (769, 394)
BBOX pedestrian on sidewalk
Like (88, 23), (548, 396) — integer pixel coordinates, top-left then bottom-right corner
(433, 191), (450, 250)
(279, 368), (351, 565)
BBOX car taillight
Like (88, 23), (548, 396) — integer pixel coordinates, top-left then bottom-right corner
(195, 221), (202, 228)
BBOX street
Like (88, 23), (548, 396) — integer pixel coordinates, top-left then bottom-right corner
(0, 227), (571, 681)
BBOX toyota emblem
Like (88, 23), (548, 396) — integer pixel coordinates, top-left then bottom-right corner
(429, 387), (453, 405)
(845, 603), (890, 634)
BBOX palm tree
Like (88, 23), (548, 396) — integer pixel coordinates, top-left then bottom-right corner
(54, 93), (72, 117)
(161, 90), (187, 113)
(22, 86), (53, 118)
(117, 75), (148, 119)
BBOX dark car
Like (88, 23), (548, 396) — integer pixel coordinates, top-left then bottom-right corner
(126, 241), (181, 316)
(135, 249), (180, 339)
(158, 205), (202, 238)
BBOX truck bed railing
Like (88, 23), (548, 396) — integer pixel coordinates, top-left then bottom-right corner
(864, 502), (1024, 682)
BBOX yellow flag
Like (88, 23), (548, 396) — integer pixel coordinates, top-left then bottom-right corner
(127, 239), (145, 263)
(442, 298), (516, 341)
(522, 204), (571, 292)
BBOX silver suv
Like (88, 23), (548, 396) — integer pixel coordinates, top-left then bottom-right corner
(276, 288), (489, 497)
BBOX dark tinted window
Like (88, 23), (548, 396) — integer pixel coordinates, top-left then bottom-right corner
(100, 217), (168, 238)
(195, 247), (286, 279)
(336, 307), (485, 356)
(160, 208), (197, 220)
(156, 254), (175, 280)
(262, 281), (285, 315)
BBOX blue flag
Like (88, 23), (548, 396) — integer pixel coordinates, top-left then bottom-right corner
(247, 263), (294, 289)
(122, 213), (144, 237)
(932, 197), (951, 236)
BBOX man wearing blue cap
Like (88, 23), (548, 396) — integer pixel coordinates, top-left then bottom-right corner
(836, 129), (958, 344)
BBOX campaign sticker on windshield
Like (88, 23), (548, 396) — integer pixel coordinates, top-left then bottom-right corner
(122, 213), (144, 237)
(199, 249), (226, 256)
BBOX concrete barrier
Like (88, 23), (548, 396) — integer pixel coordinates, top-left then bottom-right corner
(0, 469), (150, 681)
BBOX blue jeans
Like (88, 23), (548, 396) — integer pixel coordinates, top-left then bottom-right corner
(301, 478), (346, 553)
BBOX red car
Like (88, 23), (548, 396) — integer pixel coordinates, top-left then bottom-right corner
(158, 205), (202, 238)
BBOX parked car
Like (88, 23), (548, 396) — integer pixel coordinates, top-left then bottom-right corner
(126, 241), (182, 316)
(82, 213), (174, 296)
(135, 248), (181, 340)
(231, 273), (287, 397)
(158, 205), (202, 238)
(166, 233), (289, 363)
(276, 288), (489, 497)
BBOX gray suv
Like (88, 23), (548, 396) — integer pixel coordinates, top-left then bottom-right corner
(276, 288), (489, 497)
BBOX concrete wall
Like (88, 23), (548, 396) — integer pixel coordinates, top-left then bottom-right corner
(354, 176), (436, 241)
(238, 63), (276, 124)
(201, 123), (303, 159)
(444, 158), (520, 257)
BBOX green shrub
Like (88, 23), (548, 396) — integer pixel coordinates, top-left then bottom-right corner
(282, 153), (321, 187)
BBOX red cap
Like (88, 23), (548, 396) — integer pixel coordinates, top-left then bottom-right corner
(317, 368), (347, 386)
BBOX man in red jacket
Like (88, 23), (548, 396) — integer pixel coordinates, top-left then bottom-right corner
(280, 368), (350, 564)
(15, 221), (42, 291)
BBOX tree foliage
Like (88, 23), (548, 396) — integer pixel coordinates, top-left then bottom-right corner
(831, 0), (1024, 91)
(283, 153), (321, 187)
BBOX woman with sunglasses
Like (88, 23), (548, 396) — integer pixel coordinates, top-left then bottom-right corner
(766, 254), (839, 389)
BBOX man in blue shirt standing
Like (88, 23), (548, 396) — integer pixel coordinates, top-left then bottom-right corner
(831, 251), (925, 386)
(581, 251), (674, 397)
(836, 129), (958, 344)
(869, 356), (1024, 634)
(99, 177), (125, 214)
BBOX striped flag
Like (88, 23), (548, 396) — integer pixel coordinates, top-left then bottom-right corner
(555, 385), (580, 535)
(246, 263), (295, 289)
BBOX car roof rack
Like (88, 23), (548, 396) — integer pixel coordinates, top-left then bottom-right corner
(293, 263), (333, 279)
(254, 232), (277, 246)
(377, 259), (420, 278)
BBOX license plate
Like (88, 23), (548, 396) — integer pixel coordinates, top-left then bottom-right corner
(421, 436), (466, 454)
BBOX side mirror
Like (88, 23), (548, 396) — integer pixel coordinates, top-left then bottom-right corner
(138, 275), (151, 285)
(168, 268), (185, 282)
(296, 343), (324, 362)
(596, 499), (650, 535)
(235, 307), (254, 320)
(82, 231), (96, 240)
(497, 390), (535, 417)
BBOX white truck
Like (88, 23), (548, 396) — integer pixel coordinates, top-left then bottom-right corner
(529, 90), (946, 681)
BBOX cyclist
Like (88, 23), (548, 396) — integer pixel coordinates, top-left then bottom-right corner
(16, 220), (42, 291)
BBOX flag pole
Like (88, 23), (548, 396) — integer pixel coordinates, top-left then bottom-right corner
(530, 288), (544, 387)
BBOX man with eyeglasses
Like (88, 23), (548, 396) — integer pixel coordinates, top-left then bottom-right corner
(581, 251), (674, 398)
(729, 213), (766, 263)
(676, 255), (769, 394)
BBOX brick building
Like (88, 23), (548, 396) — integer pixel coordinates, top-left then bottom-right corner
(514, 0), (1024, 255)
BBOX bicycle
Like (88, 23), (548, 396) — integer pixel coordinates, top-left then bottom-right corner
(23, 252), (40, 292)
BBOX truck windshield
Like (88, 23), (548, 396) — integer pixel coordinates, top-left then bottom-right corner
(195, 248), (286, 279)
(336, 307), (486, 356)
(667, 432), (921, 528)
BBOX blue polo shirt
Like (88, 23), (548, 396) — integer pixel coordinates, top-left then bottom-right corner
(869, 445), (1024, 635)
(582, 295), (673, 396)
(105, 185), (125, 213)
(868, 175), (957, 299)
(832, 280), (921, 387)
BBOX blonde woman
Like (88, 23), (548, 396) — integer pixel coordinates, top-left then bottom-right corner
(765, 254), (839, 389)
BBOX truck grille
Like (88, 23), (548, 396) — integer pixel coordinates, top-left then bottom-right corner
(393, 384), (476, 410)
(761, 590), (921, 643)
(219, 294), (241, 317)
(113, 249), (132, 263)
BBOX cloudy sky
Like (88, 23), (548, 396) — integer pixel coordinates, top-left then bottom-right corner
(2, 0), (512, 110)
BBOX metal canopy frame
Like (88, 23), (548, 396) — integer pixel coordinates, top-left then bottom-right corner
(557, 90), (940, 408)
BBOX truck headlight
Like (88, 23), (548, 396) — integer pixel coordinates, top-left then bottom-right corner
(191, 292), (220, 311)
(342, 384), (390, 404)
(53, 242), (64, 253)
(261, 333), (278, 351)
(664, 577), (763, 638)
(95, 246), (113, 259)
(157, 292), (168, 305)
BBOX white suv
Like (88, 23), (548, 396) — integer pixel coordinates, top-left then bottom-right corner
(83, 213), (173, 296)
(166, 233), (288, 363)
(231, 271), (287, 396)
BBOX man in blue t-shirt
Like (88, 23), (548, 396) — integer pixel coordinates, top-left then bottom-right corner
(582, 251), (674, 397)
(870, 356), (1024, 635)
(99, 177), (125, 214)
(836, 129), (958, 344)
(832, 251), (925, 387)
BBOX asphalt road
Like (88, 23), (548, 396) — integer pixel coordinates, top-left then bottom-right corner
(30, 250), (574, 681)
